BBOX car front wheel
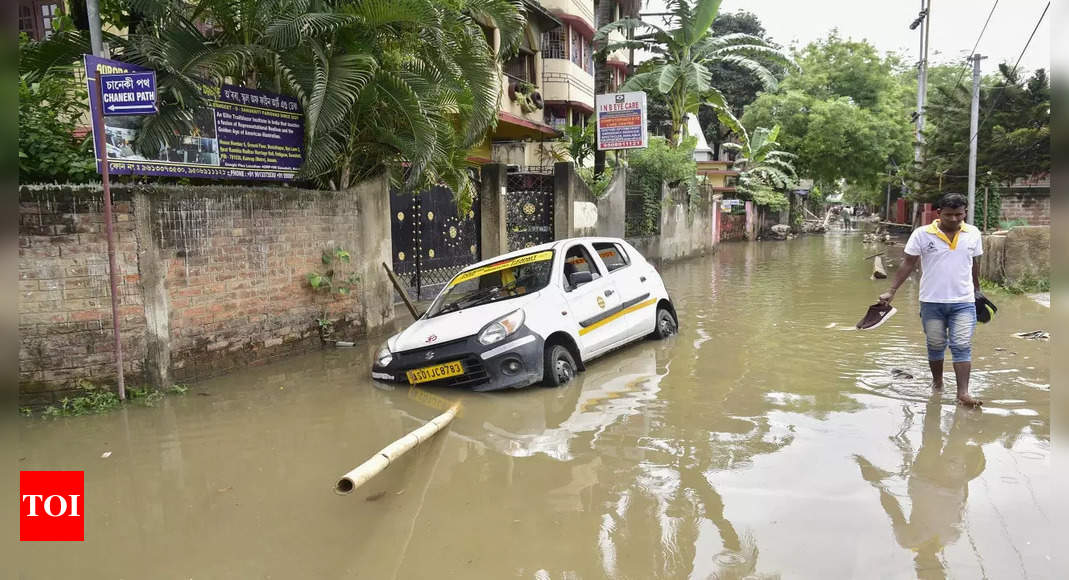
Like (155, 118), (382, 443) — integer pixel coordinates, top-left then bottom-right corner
(652, 307), (678, 339)
(543, 344), (577, 387)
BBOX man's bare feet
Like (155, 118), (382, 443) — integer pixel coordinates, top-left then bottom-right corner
(956, 393), (983, 407)
(931, 381), (943, 390)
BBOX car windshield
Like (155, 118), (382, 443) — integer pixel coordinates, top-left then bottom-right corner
(426, 250), (554, 318)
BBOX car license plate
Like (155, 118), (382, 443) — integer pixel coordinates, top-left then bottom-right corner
(406, 361), (464, 384)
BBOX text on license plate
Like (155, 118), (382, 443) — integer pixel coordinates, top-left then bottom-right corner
(406, 361), (464, 384)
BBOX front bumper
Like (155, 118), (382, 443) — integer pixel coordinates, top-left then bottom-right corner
(371, 328), (545, 391)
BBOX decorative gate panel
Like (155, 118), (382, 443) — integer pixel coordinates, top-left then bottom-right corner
(391, 185), (480, 300)
(506, 172), (554, 251)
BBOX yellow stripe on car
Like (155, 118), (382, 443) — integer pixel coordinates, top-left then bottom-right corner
(578, 298), (658, 336)
(449, 251), (553, 287)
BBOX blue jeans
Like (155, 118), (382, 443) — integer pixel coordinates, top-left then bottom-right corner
(920, 302), (976, 362)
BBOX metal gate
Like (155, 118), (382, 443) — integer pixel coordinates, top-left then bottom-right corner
(391, 185), (481, 300)
(506, 172), (554, 251)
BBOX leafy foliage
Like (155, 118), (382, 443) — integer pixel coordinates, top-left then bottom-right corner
(627, 136), (698, 234)
(19, 0), (526, 206)
(30, 379), (190, 417)
(307, 247), (359, 296)
(596, 0), (793, 147)
(910, 64), (1049, 202)
(18, 36), (97, 184)
(578, 164), (615, 199)
(562, 123), (596, 168)
(696, 10), (785, 159)
(718, 109), (795, 210)
(741, 32), (912, 192)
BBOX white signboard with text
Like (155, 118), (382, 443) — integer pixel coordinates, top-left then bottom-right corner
(596, 91), (648, 150)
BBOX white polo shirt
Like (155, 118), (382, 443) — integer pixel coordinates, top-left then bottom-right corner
(904, 220), (983, 303)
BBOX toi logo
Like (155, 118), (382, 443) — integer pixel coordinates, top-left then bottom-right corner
(20, 471), (84, 541)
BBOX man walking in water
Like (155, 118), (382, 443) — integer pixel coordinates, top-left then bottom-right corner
(879, 193), (984, 407)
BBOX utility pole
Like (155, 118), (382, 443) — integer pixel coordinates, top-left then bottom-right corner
(967, 53), (986, 224)
(86, 0), (104, 56)
(885, 179), (892, 221)
(912, 0), (930, 165)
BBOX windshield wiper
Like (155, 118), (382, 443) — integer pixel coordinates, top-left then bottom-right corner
(430, 286), (499, 318)
(434, 302), (461, 316)
(456, 286), (501, 308)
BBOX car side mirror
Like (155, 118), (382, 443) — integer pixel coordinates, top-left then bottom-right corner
(568, 271), (593, 288)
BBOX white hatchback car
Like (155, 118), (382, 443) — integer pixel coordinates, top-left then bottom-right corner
(372, 237), (678, 391)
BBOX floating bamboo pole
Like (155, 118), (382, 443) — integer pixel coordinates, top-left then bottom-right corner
(335, 403), (459, 494)
(873, 256), (888, 279)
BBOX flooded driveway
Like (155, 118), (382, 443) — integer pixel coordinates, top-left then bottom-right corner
(16, 233), (1051, 579)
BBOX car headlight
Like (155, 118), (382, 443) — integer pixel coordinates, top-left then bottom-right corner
(478, 309), (525, 345)
(375, 343), (393, 367)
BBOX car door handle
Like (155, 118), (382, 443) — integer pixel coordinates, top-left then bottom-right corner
(640, 276), (647, 282)
(604, 289), (614, 296)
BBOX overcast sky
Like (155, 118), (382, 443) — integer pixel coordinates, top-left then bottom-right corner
(640, 0), (1051, 74)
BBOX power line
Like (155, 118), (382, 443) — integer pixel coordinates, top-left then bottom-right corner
(952, 0), (1000, 91)
(931, 1), (1049, 176)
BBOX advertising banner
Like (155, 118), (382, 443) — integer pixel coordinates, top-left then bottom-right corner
(85, 55), (304, 181)
(595, 91), (648, 150)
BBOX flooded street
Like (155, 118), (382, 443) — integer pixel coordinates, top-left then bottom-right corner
(16, 233), (1051, 579)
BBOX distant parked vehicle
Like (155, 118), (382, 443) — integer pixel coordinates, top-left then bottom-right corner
(372, 237), (678, 391)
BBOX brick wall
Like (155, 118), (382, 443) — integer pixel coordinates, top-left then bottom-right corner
(998, 191), (1050, 226)
(19, 188), (146, 405)
(18, 181), (393, 404)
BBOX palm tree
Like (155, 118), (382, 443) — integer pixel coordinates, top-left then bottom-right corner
(21, 0), (525, 206)
(716, 108), (796, 210)
(595, 0), (793, 147)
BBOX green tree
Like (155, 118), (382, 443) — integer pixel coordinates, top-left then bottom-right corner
(717, 109), (795, 210)
(596, 0), (792, 147)
(741, 32), (912, 193)
(19, 0), (525, 207)
(913, 64), (1049, 201)
(697, 10), (784, 159)
(627, 136), (698, 234)
(18, 71), (98, 183)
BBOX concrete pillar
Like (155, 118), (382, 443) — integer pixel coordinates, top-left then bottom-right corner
(133, 192), (171, 389)
(355, 174), (395, 329)
(745, 201), (755, 241)
(480, 163), (509, 257)
(596, 165), (627, 238)
(712, 193), (723, 245)
(553, 161), (599, 240)
(553, 162), (572, 240)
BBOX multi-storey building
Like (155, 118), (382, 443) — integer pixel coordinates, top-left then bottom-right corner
(486, 0), (636, 172)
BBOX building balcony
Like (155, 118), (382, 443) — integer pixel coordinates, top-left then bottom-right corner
(539, 0), (595, 29)
(542, 58), (594, 110)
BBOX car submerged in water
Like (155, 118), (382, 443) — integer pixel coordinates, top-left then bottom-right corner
(371, 237), (678, 391)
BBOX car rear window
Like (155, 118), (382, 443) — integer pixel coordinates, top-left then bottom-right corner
(593, 242), (629, 272)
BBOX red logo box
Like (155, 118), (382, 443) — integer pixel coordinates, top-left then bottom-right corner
(20, 471), (84, 541)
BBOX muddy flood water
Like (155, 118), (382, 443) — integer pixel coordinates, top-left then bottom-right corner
(15, 232), (1051, 579)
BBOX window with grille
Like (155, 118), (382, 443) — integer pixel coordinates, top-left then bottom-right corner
(542, 29), (565, 60)
(39, 2), (60, 39)
(584, 38), (594, 74)
(18, 3), (35, 37)
(504, 51), (533, 82)
(545, 108), (567, 131)
(570, 27), (582, 67)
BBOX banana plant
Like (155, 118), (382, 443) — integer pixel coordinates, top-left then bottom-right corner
(595, 0), (794, 147)
(717, 108), (796, 209)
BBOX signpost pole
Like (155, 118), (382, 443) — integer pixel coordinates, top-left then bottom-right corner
(92, 70), (127, 401)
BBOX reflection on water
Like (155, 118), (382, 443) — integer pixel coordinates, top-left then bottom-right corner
(15, 233), (1051, 579)
(856, 398), (987, 579)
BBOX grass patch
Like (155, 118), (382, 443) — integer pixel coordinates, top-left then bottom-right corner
(28, 380), (191, 418)
(981, 276), (1050, 295)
